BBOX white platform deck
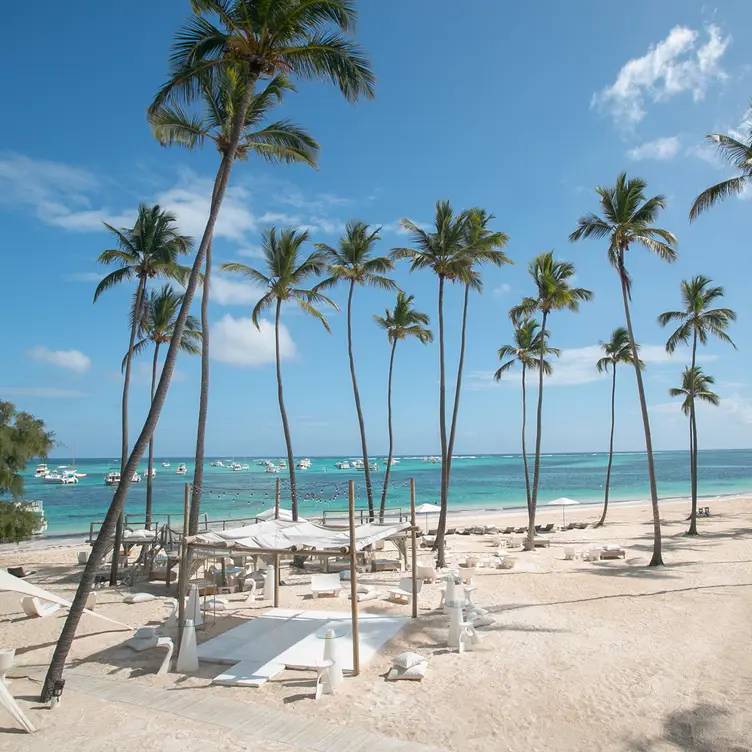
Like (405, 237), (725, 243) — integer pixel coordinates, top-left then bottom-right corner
(198, 608), (407, 686)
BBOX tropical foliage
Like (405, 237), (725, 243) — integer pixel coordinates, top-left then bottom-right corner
(0, 501), (42, 544)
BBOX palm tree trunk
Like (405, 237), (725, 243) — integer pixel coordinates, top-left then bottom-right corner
(687, 330), (699, 535)
(347, 280), (373, 519)
(445, 283), (469, 506)
(617, 251), (662, 566)
(434, 275), (449, 568)
(189, 240), (212, 535)
(41, 77), (259, 702)
(380, 338), (397, 522)
(145, 342), (160, 530)
(521, 363), (531, 514)
(275, 298), (297, 520)
(596, 365), (617, 528)
(110, 278), (145, 584)
(527, 310), (548, 551)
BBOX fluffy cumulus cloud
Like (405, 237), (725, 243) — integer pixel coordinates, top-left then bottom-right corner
(592, 25), (730, 126)
(211, 314), (295, 367)
(628, 136), (681, 161)
(26, 345), (91, 373)
(205, 272), (263, 306)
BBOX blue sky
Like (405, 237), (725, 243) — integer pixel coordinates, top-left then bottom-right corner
(1, 1), (750, 458)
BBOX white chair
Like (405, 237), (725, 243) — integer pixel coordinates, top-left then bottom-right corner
(583, 549), (601, 562)
(77, 550), (89, 565)
(416, 561), (437, 583)
(563, 547), (576, 561)
(310, 573), (343, 598)
(124, 634), (174, 675)
(458, 622), (481, 654)
(20, 597), (60, 619)
(388, 577), (423, 604)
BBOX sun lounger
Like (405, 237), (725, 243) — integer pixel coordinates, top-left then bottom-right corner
(388, 577), (422, 604)
(538, 523), (555, 533)
(599, 545), (626, 560)
(20, 597), (60, 618)
(533, 538), (550, 548)
(310, 573), (342, 598)
(575, 522), (589, 530)
(514, 527), (528, 534)
(501, 526), (515, 534)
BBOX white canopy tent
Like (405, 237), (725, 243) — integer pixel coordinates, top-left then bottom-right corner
(414, 503), (441, 531)
(547, 497), (580, 527)
(254, 508), (303, 523)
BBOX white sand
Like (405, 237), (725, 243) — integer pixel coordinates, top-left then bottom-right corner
(1, 496), (750, 751)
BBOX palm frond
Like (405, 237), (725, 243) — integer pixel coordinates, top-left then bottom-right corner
(689, 176), (747, 222)
(93, 267), (134, 302)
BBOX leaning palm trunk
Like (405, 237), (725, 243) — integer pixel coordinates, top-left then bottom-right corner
(521, 364), (531, 513)
(617, 251), (662, 565)
(527, 310), (548, 551)
(347, 281), (373, 519)
(275, 298), (298, 519)
(687, 331), (699, 535)
(41, 81), (257, 702)
(433, 275), (449, 568)
(145, 342), (160, 529)
(111, 279), (146, 583)
(596, 365), (617, 528)
(379, 339), (397, 521)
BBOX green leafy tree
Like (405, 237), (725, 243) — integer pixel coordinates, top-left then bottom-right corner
(150, 71), (319, 535)
(125, 285), (202, 528)
(0, 501), (43, 544)
(510, 253), (592, 550)
(222, 228), (336, 519)
(658, 276), (735, 534)
(373, 293), (433, 520)
(316, 221), (396, 519)
(44, 0), (373, 701)
(570, 173), (677, 566)
(494, 318), (559, 513)
(595, 328), (643, 528)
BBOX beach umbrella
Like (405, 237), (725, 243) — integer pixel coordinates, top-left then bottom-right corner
(547, 497), (579, 527)
(414, 502), (441, 531)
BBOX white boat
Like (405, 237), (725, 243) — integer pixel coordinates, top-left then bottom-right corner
(334, 461), (350, 470)
(211, 460), (226, 468)
(44, 470), (78, 484)
(265, 464), (280, 474)
(279, 460), (287, 469)
(176, 463), (187, 475)
(146, 468), (156, 478)
(132, 472), (142, 483)
(74, 472), (87, 478)
(104, 471), (121, 486)
(162, 462), (171, 468)
(33, 463), (49, 478)
(296, 458), (312, 470)
(388, 458), (400, 466)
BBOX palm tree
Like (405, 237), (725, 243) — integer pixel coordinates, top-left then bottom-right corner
(222, 228), (336, 519)
(494, 318), (559, 514)
(315, 221), (396, 520)
(94, 205), (192, 584)
(390, 201), (470, 567)
(43, 0), (373, 701)
(669, 368), (720, 508)
(125, 286), (202, 528)
(150, 72), (319, 534)
(595, 328), (643, 528)
(570, 172), (677, 567)
(373, 293), (433, 520)
(445, 209), (511, 511)
(510, 253), (592, 551)
(658, 276), (735, 534)
(690, 107), (752, 221)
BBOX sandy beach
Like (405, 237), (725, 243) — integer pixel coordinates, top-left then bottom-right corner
(1, 496), (750, 751)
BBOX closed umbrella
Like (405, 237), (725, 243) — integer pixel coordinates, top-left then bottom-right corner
(547, 497), (579, 527)
(414, 502), (441, 531)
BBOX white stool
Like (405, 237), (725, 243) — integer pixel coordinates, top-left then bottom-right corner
(314, 659), (335, 699)
(458, 622), (480, 654)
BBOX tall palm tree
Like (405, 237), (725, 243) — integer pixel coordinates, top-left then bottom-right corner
(43, 0), (373, 701)
(510, 253), (592, 551)
(373, 293), (433, 520)
(94, 205), (192, 584)
(150, 72), (319, 534)
(222, 228), (336, 519)
(658, 276), (735, 534)
(315, 221), (396, 520)
(570, 172), (677, 567)
(494, 318), (559, 514)
(595, 328), (643, 528)
(125, 286), (202, 528)
(669, 368), (720, 508)
(390, 201), (470, 567)
(445, 209), (511, 509)
(689, 107), (752, 221)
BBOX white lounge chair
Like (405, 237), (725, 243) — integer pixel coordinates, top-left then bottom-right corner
(600, 544), (626, 560)
(20, 597), (60, 619)
(388, 577), (423, 604)
(123, 634), (174, 675)
(310, 573), (343, 598)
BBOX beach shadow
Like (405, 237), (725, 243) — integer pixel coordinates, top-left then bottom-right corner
(15, 629), (122, 656)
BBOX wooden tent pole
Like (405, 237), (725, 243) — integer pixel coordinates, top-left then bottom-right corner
(410, 477), (418, 619)
(177, 482), (190, 656)
(275, 478), (280, 520)
(348, 480), (360, 676)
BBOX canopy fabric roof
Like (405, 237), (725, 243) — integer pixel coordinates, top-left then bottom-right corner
(0, 568), (132, 630)
(190, 518), (410, 553)
(254, 508), (302, 522)
(415, 503), (441, 514)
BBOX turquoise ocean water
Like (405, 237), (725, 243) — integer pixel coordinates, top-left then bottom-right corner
(16, 449), (752, 537)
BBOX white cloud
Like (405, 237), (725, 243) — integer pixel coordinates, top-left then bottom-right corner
(237, 245), (263, 258)
(628, 136), (681, 161)
(381, 219), (429, 236)
(207, 273), (263, 306)
(493, 283), (512, 297)
(720, 393), (752, 425)
(592, 25), (730, 126)
(26, 345), (91, 373)
(64, 271), (103, 283)
(0, 386), (88, 398)
(0, 153), (134, 230)
(211, 314), (295, 367)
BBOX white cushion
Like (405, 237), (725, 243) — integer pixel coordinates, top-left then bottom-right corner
(123, 593), (156, 604)
(134, 626), (157, 639)
(387, 663), (427, 681)
(473, 615), (495, 628)
(392, 651), (427, 669)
